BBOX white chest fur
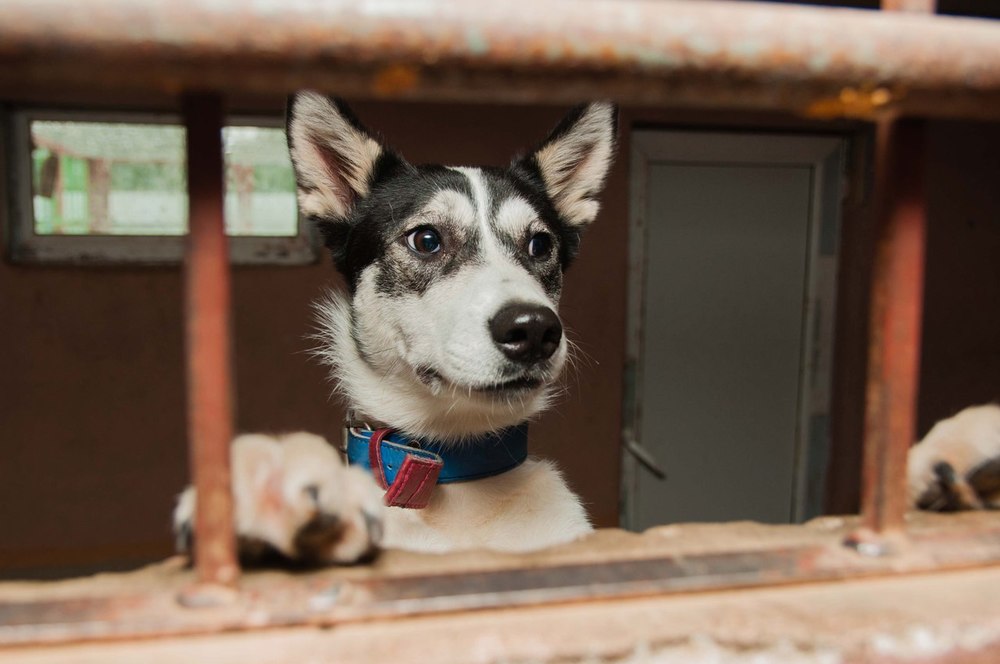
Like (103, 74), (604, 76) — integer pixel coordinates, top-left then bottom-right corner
(381, 458), (592, 553)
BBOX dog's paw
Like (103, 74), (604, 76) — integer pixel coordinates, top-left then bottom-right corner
(908, 404), (1000, 511)
(173, 432), (385, 565)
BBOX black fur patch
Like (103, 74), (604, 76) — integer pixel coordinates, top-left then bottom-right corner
(322, 166), (480, 294)
(373, 228), (484, 298)
(365, 171), (487, 297)
(917, 461), (965, 511)
(505, 158), (584, 269)
(479, 168), (566, 296)
(359, 165), (566, 298)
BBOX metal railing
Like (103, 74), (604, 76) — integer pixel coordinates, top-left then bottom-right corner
(1, 0), (998, 647)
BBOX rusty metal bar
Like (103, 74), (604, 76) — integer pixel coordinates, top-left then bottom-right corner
(182, 93), (239, 593)
(848, 118), (928, 554)
(1, 1), (1000, 120)
(843, 0), (936, 559)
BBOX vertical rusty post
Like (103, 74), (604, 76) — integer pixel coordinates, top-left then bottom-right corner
(847, 117), (927, 555)
(181, 93), (240, 597)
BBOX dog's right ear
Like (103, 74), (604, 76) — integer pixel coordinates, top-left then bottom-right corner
(286, 91), (402, 222)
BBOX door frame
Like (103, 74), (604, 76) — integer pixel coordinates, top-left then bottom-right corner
(622, 130), (847, 528)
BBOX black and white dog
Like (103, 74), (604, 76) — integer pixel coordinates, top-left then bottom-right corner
(175, 92), (618, 564)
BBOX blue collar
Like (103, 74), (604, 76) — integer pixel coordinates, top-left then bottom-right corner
(346, 424), (529, 486)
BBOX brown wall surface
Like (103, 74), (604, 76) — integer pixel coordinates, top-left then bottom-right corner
(0, 102), (628, 577)
(918, 120), (1000, 432)
(3, 98), (999, 577)
(824, 119), (1000, 514)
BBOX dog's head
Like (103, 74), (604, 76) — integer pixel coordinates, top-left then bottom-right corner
(288, 92), (617, 440)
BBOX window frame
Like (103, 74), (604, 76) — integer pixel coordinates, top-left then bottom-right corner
(4, 108), (318, 266)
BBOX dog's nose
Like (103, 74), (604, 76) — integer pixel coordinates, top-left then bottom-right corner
(489, 303), (562, 363)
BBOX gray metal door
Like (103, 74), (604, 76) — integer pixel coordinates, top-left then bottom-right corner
(624, 132), (844, 529)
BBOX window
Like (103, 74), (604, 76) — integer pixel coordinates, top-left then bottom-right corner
(5, 110), (316, 264)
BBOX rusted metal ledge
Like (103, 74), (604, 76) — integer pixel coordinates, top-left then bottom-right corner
(0, 514), (998, 648)
(5, 570), (1000, 664)
(2, 0), (1000, 119)
(182, 93), (240, 594)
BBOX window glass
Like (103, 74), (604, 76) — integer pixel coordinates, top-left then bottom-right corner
(29, 121), (297, 237)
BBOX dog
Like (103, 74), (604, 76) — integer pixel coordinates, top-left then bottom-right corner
(908, 403), (1000, 512)
(174, 92), (618, 564)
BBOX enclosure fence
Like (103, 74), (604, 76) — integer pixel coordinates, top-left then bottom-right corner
(2, 0), (1000, 651)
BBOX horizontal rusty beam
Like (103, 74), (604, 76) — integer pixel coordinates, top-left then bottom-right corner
(1, 513), (999, 648)
(2, 0), (1000, 119)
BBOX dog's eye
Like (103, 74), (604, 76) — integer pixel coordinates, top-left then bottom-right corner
(405, 227), (442, 255)
(527, 232), (553, 259)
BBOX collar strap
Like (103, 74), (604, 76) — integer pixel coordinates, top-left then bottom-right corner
(346, 424), (529, 509)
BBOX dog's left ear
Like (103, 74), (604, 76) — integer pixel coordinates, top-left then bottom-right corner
(516, 101), (618, 228)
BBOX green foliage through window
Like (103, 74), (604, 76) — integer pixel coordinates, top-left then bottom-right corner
(30, 120), (298, 237)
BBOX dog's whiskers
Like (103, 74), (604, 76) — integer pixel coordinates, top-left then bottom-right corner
(562, 333), (595, 398)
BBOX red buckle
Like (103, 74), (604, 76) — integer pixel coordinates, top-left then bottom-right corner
(368, 428), (442, 509)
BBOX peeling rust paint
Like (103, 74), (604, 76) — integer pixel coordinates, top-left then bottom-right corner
(0, 1), (999, 119)
(371, 64), (421, 97)
(804, 85), (905, 120)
